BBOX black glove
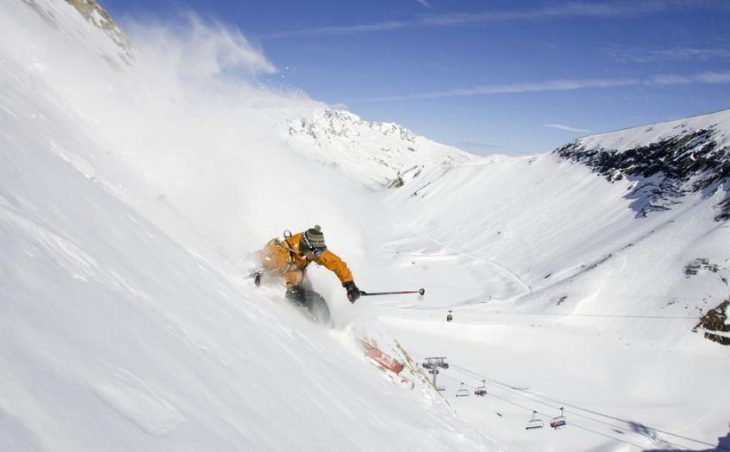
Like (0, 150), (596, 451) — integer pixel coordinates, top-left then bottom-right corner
(344, 281), (360, 303)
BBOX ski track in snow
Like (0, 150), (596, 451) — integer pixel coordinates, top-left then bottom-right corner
(92, 367), (186, 436)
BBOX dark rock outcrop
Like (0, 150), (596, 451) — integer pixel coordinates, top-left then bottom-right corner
(555, 125), (730, 220)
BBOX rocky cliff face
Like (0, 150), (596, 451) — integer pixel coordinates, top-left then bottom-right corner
(65, 0), (131, 55)
(554, 110), (730, 220)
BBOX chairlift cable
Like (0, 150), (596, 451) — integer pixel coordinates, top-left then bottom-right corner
(446, 362), (726, 449)
(487, 393), (691, 450)
(474, 311), (699, 320)
(569, 419), (667, 450)
(450, 364), (484, 381)
(481, 371), (723, 449)
(511, 388), (724, 449)
(451, 365), (529, 391)
(439, 372), (470, 386)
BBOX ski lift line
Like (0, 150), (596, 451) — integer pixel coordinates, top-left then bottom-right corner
(429, 288), (714, 303)
(488, 393), (692, 451)
(447, 362), (725, 449)
(567, 416), (708, 452)
(569, 419), (666, 450)
(474, 311), (698, 320)
(510, 387), (724, 450)
(450, 364), (484, 381)
(413, 360), (479, 381)
(450, 365), (529, 391)
(438, 372), (471, 386)
(510, 388), (724, 448)
(487, 392), (551, 418)
(487, 378), (723, 449)
(388, 304), (699, 321)
(499, 385), (725, 449)
(446, 370), (721, 451)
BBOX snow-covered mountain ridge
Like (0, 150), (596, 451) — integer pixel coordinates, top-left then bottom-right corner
(284, 109), (478, 188)
(24, 0), (132, 66)
(383, 110), (730, 347)
(555, 109), (730, 220)
(3, 1), (730, 450)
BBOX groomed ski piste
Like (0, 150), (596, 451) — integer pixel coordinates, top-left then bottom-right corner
(1, 1), (729, 451)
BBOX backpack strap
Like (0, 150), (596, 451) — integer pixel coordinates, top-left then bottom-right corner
(269, 234), (299, 273)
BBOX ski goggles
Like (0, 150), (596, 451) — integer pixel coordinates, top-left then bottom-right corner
(312, 246), (327, 257)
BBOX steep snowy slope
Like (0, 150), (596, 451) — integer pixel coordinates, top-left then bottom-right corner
(0, 76), (492, 451)
(3, 1), (729, 451)
(0, 1), (498, 451)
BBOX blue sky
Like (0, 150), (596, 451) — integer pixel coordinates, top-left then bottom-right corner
(101, 0), (730, 155)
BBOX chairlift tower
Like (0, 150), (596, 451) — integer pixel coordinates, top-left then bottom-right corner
(421, 357), (449, 391)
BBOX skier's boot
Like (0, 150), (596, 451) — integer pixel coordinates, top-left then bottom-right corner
(285, 285), (307, 307)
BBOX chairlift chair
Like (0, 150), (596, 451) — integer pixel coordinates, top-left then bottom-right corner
(473, 380), (488, 397)
(455, 383), (470, 397)
(525, 411), (544, 430)
(549, 407), (567, 429)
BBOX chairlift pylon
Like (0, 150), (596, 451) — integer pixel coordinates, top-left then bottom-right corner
(455, 382), (470, 397)
(549, 407), (567, 429)
(525, 410), (544, 430)
(473, 380), (488, 397)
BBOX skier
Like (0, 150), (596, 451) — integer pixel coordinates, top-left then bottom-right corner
(254, 225), (361, 308)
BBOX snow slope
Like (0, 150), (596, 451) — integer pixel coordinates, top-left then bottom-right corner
(366, 121), (730, 450)
(570, 109), (730, 152)
(383, 152), (729, 339)
(2, 1), (729, 451)
(0, 1), (496, 451)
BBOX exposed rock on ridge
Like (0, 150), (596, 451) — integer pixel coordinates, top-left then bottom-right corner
(23, 0), (133, 66)
(554, 110), (730, 220)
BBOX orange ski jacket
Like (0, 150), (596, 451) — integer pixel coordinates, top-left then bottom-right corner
(258, 232), (353, 287)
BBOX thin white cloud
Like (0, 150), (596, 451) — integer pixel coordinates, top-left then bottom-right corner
(262, 1), (691, 38)
(359, 77), (639, 102)
(416, 0), (433, 9)
(543, 124), (592, 133)
(650, 71), (730, 85)
(609, 46), (730, 63)
(420, 1), (667, 26)
(263, 21), (407, 38)
(355, 70), (730, 102)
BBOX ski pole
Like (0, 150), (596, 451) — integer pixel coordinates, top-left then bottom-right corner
(360, 288), (425, 296)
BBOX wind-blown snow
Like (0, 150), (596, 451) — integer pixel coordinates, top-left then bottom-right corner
(1, 1), (729, 451)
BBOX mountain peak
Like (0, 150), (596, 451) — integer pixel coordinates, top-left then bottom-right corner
(284, 108), (476, 187)
(555, 109), (730, 220)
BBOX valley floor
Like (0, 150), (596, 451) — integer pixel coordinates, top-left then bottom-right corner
(342, 235), (730, 452)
